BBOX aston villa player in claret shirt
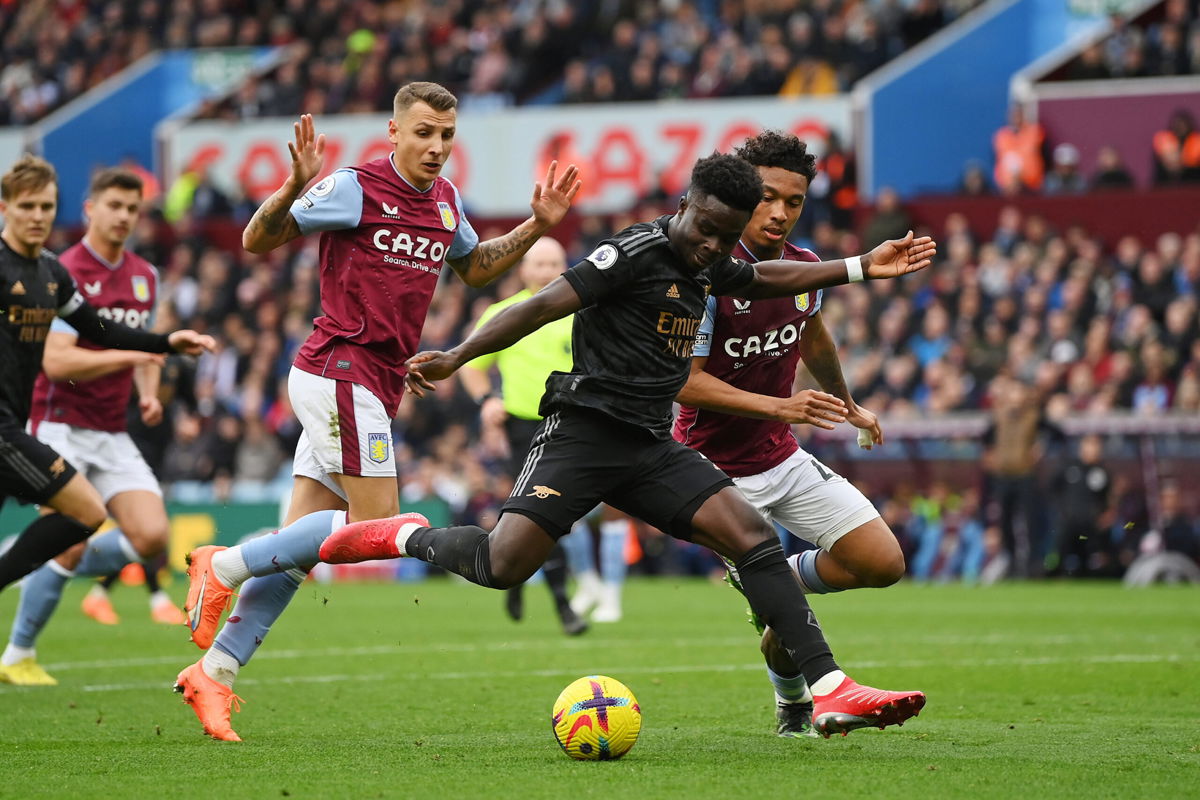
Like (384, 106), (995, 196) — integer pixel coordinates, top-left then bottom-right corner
(318, 153), (935, 742)
(176, 81), (580, 742)
(0, 155), (212, 627)
(675, 132), (926, 738)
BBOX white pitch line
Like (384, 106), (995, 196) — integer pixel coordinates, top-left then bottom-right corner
(3, 651), (1186, 694)
(39, 630), (1184, 674)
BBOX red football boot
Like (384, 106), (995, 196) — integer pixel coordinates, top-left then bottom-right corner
(813, 676), (926, 738)
(318, 512), (429, 564)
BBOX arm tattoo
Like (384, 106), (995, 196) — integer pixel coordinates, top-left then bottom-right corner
(245, 186), (299, 245)
(455, 228), (536, 282)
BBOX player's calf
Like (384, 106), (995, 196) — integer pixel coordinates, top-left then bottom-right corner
(0, 514), (95, 591)
(400, 523), (511, 589)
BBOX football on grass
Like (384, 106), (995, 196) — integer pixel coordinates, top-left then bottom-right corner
(551, 675), (641, 760)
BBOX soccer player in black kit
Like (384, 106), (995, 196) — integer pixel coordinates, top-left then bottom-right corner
(0, 156), (212, 596)
(320, 154), (935, 733)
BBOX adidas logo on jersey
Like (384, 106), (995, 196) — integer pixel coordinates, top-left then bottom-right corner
(11, 280), (25, 295)
(666, 283), (680, 298)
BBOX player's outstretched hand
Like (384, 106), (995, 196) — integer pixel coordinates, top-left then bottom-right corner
(168, 330), (216, 355)
(529, 160), (582, 229)
(864, 231), (936, 279)
(289, 113), (326, 189)
(405, 351), (460, 397)
(846, 403), (883, 449)
(777, 389), (847, 429)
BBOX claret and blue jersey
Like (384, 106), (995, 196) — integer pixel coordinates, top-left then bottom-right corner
(288, 154), (479, 416)
(674, 240), (824, 477)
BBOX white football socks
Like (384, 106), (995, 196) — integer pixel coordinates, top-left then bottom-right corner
(1, 643), (35, 666)
(211, 548), (252, 588)
(811, 669), (848, 697)
(393, 519), (426, 556)
(202, 647), (240, 688)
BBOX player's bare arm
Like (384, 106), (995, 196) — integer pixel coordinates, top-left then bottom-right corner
(243, 113), (326, 253)
(735, 232), (936, 299)
(677, 355), (848, 430)
(405, 276), (582, 395)
(797, 312), (883, 446)
(133, 360), (164, 426)
(40, 331), (164, 382)
(446, 161), (581, 288)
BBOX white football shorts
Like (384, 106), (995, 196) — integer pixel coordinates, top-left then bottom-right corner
(732, 447), (879, 551)
(31, 421), (161, 502)
(288, 366), (397, 499)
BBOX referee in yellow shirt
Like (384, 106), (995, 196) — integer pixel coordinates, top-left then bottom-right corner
(460, 238), (587, 635)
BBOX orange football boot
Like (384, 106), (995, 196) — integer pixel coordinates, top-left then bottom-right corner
(174, 660), (243, 742)
(81, 589), (119, 625)
(184, 546), (234, 649)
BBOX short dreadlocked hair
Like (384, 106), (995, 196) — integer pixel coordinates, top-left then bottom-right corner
(735, 130), (818, 183)
(687, 153), (762, 213)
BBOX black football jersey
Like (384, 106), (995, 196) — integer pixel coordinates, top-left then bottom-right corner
(549, 216), (755, 438)
(0, 238), (83, 426)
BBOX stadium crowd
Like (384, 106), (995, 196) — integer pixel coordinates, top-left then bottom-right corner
(1064, 0), (1200, 81)
(0, 0), (985, 125)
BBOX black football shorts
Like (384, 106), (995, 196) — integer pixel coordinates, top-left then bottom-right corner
(0, 422), (77, 508)
(501, 406), (732, 540)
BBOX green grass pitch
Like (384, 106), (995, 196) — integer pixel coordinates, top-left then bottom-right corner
(1, 577), (1196, 799)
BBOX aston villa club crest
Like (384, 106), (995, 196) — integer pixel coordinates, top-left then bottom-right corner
(132, 276), (150, 303)
(436, 201), (457, 231)
(367, 432), (390, 463)
(795, 293), (810, 312)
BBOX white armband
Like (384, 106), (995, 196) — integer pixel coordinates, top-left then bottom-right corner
(845, 255), (864, 283)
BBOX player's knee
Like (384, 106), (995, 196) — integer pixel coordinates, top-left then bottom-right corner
(74, 504), (107, 532)
(121, 522), (169, 558)
(744, 515), (777, 546)
(485, 553), (526, 590)
(725, 497), (776, 543)
(862, 552), (906, 587)
(723, 518), (776, 562)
